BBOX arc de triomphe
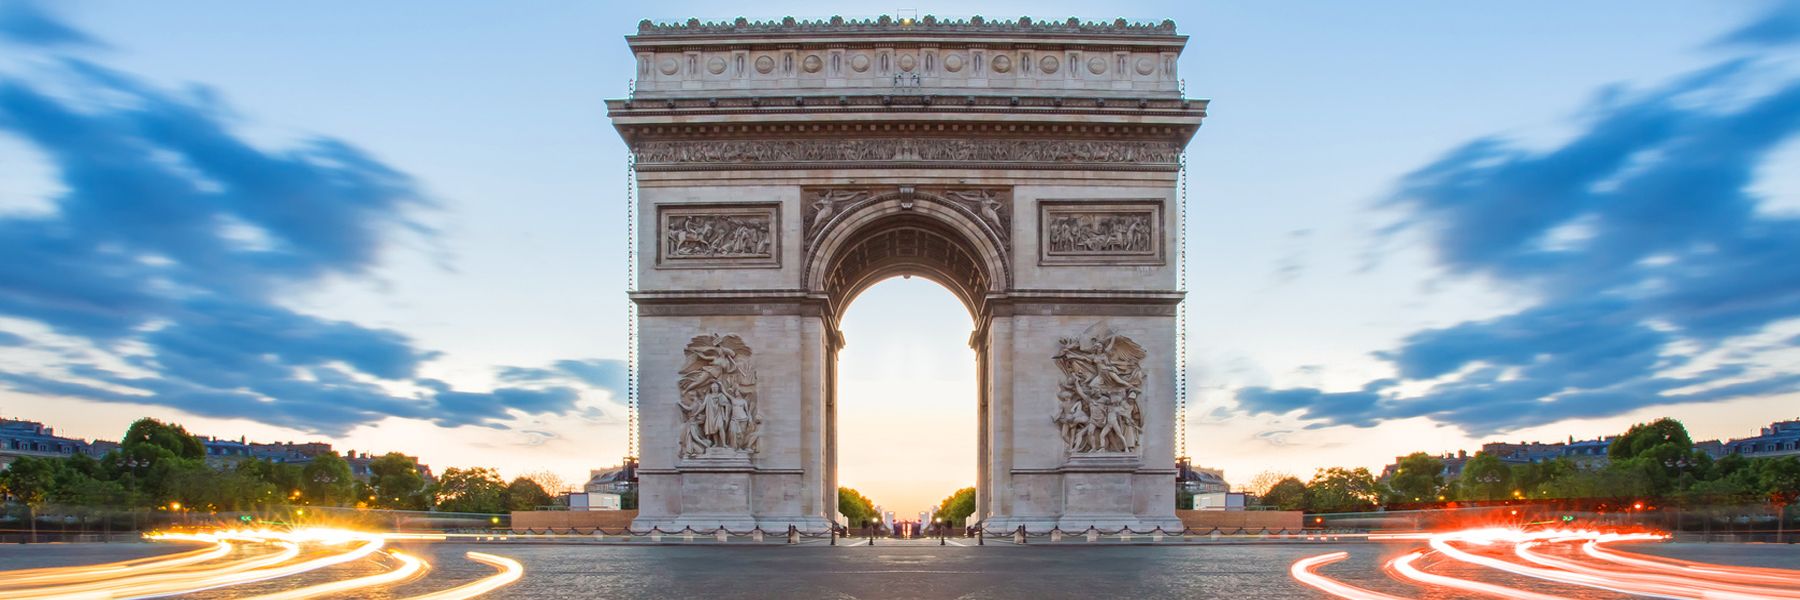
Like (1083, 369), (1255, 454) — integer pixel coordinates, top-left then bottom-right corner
(610, 15), (1206, 532)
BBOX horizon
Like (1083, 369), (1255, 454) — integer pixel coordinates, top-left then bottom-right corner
(2, 0), (1799, 518)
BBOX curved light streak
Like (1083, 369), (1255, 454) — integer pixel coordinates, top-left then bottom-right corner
(242, 551), (429, 600)
(0, 541), (230, 588)
(1389, 550), (1567, 600)
(1293, 527), (1800, 600)
(397, 552), (526, 600)
(0, 528), (519, 600)
(1289, 551), (1408, 600)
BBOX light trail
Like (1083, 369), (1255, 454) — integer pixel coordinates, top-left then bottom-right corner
(0, 527), (521, 599)
(242, 551), (429, 600)
(1291, 527), (1800, 600)
(1389, 550), (1567, 600)
(1288, 551), (1408, 600)
(397, 552), (526, 600)
(0, 541), (230, 588)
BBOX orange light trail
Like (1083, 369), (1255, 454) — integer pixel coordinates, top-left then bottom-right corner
(1292, 527), (1800, 600)
(0, 527), (520, 600)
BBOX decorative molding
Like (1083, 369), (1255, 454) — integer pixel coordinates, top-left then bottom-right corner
(1053, 322), (1147, 456)
(635, 139), (1180, 170)
(656, 203), (780, 269)
(636, 15), (1178, 37)
(677, 333), (760, 460)
(1038, 200), (1165, 266)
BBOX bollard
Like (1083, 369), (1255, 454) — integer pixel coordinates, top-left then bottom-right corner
(978, 525), (984, 545)
(716, 530), (728, 543)
(1051, 530), (1063, 543)
(830, 525), (837, 546)
(1087, 529), (1099, 542)
(787, 525), (796, 545)
(1015, 525), (1026, 544)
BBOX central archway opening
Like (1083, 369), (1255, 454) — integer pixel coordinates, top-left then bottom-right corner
(835, 276), (976, 529)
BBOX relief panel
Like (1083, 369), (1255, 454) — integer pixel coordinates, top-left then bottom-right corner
(656, 203), (780, 268)
(1038, 200), (1164, 266)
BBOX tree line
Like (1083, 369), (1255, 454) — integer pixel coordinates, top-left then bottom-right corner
(0, 418), (564, 521)
(1247, 418), (1800, 514)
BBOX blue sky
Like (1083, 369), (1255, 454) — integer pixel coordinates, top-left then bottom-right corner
(0, 1), (1797, 516)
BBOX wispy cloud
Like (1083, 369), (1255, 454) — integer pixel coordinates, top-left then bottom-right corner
(0, 3), (605, 435)
(1236, 7), (1800, 436)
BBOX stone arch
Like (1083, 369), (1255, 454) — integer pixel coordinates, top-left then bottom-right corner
(804, 188), (1010, 322)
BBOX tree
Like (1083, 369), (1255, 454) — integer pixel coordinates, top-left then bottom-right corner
(367, 453), (428, 510)
(300, 453), (356, 506)
(0, 456), (59, 542)
(434, 467), (507, 513)
(120, 418), (204, 460)
(935, 487), (976, 526)
(521, 470), (570, 504)
(1304, 468), (1379, 513)
(504, 477), (551, 512)
(1609, 418), (1692, 461)
(1385, 453), (1445, 504)
(1245, 471), (1296, 497)
(1261, 477), (1306, 510)
(837, 487), (879, 527)
(1456, 453), (1513, 501)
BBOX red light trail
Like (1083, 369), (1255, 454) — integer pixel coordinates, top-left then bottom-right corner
(1293, 527), (1800, 599)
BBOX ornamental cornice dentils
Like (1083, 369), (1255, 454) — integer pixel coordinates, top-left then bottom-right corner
(636, 15), (1179, 37)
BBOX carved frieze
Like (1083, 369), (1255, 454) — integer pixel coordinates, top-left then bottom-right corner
(802, 186), (1012, 253)
(657, 203), (779, 268)
(677, 333), (760, 459)
(1038, 200), (1164, 265)
(633, 138), (1181, 170)
(1053, 322), (1147, 455)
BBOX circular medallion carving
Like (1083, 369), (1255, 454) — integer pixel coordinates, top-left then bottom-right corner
(943, 54), (965, 73)
(706, 56), (726, 75)
(1039, 55), (1059, 74)
(898, 54), (916, 72)
(802, 54), (823, 73)
(754, 55), (774, 74)
(850, 54), (870, 73)
(991, 54), (1012, 73)
(1088, 57), (1107, 75)
(1135, 57), (1155, 75)
(657, 57), (678, 75)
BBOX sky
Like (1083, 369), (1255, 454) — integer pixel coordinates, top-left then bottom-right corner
(0, 1), (1797, 518)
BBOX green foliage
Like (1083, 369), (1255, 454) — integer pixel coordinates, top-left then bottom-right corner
(1304, 467), (1379, 513)
(434, 467), (507, 513)
(367, 453), (429, 509)
(504, 477), (552, 511)
(1609, 418), (1693, 461)
(1385, 452), (1445, 503)
(1457, 453), (1514, 501)
(301, 453), (356, 506)
(121, 418), (204, 461)
(935, 487), (976, 525)
(1261, 477), (1306, 510)
(837, 486), (879, 526)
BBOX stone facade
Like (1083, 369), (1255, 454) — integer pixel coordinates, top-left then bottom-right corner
(613, 15), (1205, 533)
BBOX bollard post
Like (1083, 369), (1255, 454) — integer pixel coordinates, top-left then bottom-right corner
(787, 524), (797, 545)
(1015, 525), (1026, 544)
(830, 524), (836, 546)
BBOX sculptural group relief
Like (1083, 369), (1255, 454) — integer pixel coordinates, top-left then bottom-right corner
(676, 333), (760, 459)
(634, 139), (1182, 169)
(1053, 322), (1147, 455)
(657, 204), (779, 267)
(1039, 201), (1164, 265)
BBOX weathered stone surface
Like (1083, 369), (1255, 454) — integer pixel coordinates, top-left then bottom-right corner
(614, 15), (1203, 534)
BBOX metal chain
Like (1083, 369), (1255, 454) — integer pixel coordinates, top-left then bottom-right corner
(1177, 151), (1190, 463)
(625, 90), (639, 461)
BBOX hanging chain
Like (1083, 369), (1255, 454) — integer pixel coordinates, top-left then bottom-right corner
(625, 86), (639, 462)
(1177, 151), (1190, 463)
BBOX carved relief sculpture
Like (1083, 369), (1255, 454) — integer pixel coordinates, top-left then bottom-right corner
(657, 204), (779, 268)
(677, 333), (760, 458)
(634, 138), (1181, 168)
(1053, 322), (1146, 454)
(1039, 201), (1164, 265)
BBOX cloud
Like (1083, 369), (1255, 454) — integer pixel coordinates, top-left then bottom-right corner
(0, 330), (24, 346)
(0, 9), (592, 435)
(498, 358), (627, 399)
(1237, 14), (1800, 436)
(1713, 0), (1800, 49)
(0, 1), (100, 49)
